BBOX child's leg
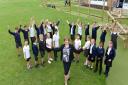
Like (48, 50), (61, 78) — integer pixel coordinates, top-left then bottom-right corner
(54, 48), (58, 61)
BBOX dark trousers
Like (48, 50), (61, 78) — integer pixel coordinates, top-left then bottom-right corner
(95, 58), (103, 74)
(63, 61), (71, 75)
(105, 66), (110, 77)
(54, 48), (58, 61)
(30, 37), (36, 45)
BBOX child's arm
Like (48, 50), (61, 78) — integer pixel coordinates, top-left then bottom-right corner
(8, 29), (15, 35)
(56, 20), (60, 26)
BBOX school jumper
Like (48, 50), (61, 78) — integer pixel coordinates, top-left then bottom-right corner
(8, 30), (22, 48)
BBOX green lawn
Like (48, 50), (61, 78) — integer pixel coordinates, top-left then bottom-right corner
(0, 0), (128, 85)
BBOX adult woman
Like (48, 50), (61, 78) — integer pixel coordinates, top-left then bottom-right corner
(57, 37), (74, 85)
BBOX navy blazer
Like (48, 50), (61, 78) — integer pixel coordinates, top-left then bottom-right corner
(20, 28), (29, 40)
(85, 24), (90, 35)
(105, 47), (116, 61)
(69, 24), (76, 35)
(96, 47), (105, 58)
(34, 24), (41, 37)
(58, 44), (75, 62)
(8, 30), (21, 43)
(90, 45), (97, 57)
(100, 30), (107, 42)
(92, 26), (100, 40)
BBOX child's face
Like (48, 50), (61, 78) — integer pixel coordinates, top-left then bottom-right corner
(47, 33), (50, 38)
(25, 41), (28, 45)
(109, 41), (113, 48)
(39, 35), (43, 40)
(76, 35), (80, 39)
(91, 39), (95, 44)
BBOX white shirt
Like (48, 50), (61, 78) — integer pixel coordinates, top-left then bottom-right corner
(71, 26), (73, 35)
(90, 44), (94, 54)
(46, 38), (52, 48)
(23, 45), (30, 59)
(74, 39), (81, 50)
(107, 48), (112, 55)
(44, 28), (47, 35)
(47, 25), (52, 32)
(55, 26), (59, 36)
(53, 34), (59, 48)
(83, 40), (90, 50)
(78, 25), (82, 35)
(29, 25), (35, 37)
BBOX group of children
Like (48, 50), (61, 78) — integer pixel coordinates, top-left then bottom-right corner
(8, 18), (118, 84)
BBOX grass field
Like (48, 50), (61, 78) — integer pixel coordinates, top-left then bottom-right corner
(0, 0), (128, 85)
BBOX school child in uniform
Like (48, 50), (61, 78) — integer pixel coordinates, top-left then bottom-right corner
(67, 20), (76, 42)
(46, 21), (53, 38)
(34, 23), (41, 42)
(85, 23), (90, 41)
(23, 41), (32, 69)
(8, 27), (22, 56)
(46, 33), (53, 64)
(94, 42), (105, 75)
(20, 25), (30, 44)
(88, 39), (97, 69)
(92, 22), (100, 41)
(53, 29), (60, 61)
(39, 22), (45, 35)
(111, 28), (118, 50)
(100, 28), (107, 45)
(83, 36), (91, 66)
(77, 22), (83, 40)
(104, 41), (116, 78)
(39, 34), (46, 65)
(29, 21), (36, 45)
(74, 34), (82, 63)
(32, 39), (39, 67)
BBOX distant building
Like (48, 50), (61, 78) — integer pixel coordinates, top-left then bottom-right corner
(80, 0), (128, 9)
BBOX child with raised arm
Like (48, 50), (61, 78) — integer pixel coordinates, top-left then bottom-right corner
(8, 27), (22, 57)
(39, 34), (46, 65)
(67, 20), (76, 42)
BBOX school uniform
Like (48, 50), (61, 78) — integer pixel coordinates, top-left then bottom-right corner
(111, 32), (118, 49)
(74, 39), (82, 54)
(8, 30), (22, 48)
(53, 33), (60, 61)
(92, 26), (100, 41)
(46, 38), (52, 52)
(104, 47), (116, 77)
(69, 24), (76, 40)
(85, 24), (90, 41)
(29, 25), (36, 44)
(23, 45), (31, 61)
(34, 24), (41, 41)
(95, 46), (105, 74)
(39, 23), (45, 35)
(100, 30), (107, 44)
(20, 28), (29, 44)
(32, 43), (39, 61)
(78, 25), (82, 40)
(47, 25), (53, 38)
(83, 40), (91, 57)
(39, 40), (45, 58)
(59, 44), (74, 75)
(88, 44), (97, 62)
